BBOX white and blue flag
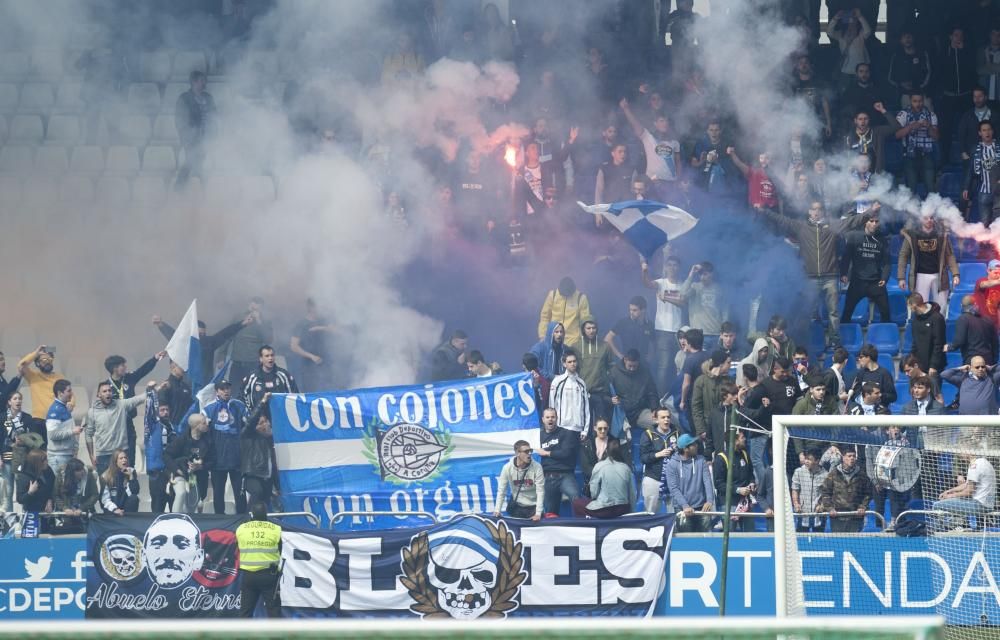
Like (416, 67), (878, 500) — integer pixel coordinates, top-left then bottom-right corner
(176, 358), (230, 433)
(578, 200), (698, 259)
(163, 299), (202, 389)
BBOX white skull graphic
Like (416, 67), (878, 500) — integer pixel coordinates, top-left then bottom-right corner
(111, 547), (137, 576)
(426, 521), (500, 619)
(103, 534), (141, 579)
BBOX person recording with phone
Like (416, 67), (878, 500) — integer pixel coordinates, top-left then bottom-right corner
(100, 448), (140, 515)
(164, 413), (214, 513)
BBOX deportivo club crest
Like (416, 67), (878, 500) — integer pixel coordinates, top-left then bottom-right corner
(363, 422), (453, 484)
(399, 515), (526, 619)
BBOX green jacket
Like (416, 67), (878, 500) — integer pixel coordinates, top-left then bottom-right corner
(792, 394), (840, 415)
(691, 359), (733, 438)
(577, 330), (614, 396)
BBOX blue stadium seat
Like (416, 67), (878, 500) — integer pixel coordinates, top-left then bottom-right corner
(957, 238), (982, 262)
(939, 171), (964, 202)
(839, 323), (863, 353)
(946, 320), (957, 343)
(888, 293), (909, 324)
(901, 324), (913, 353)
(884, 139), (903, 174)
(877, 353), (896, 377)
(948, 293), (965, 320)
(957, 263), (986, 292)
(866, 322), (900, 355)
(851, 298), (870, 324)
(889, 235), (902, 261)
(946, 351), (963, 369)
(895, 380), (912, 406)
(807, 321), (826, 357)
(942, 383), (958, 407)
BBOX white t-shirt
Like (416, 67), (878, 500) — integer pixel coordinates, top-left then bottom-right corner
(640, 130), (680, 181)
(968, 457), (997, 508)
(654, 277), (684, 332)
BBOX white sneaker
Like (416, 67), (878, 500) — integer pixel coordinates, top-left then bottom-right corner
(196, 500), (204, 514)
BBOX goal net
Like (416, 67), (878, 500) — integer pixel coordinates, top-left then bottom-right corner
(0, 617), (944, 640)
(773, 414), (1000, 640)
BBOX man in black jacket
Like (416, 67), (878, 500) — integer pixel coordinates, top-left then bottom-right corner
(946, 295), (999, 365)
(639, 407), (677, 513)
(711, 428), (755, 531)
(175, 70), (215, 187)
(907, 293), (946, 376)
(848, 344), (896, 407)
(751, 357), (800, 484)
(841, 209), (891, 324)
(164, 414), (214, 513)
(538, 407), (579, 515)
(957, 87), (1000, 165)
(243, 393), (277, 509)
(155, 312), (252, 383)
(609, 349), (659, 433)
(161, 360), (193, 427)
(104, 351), (166, 472)
(937, 27), (978, 163)
(899, 375), (946, 415)
(429, 331), (468, 381)
(241, 345), (298, 411)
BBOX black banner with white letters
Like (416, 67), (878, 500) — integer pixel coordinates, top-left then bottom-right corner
(86, 514), (244, 618)
(279, 513), (674, 618)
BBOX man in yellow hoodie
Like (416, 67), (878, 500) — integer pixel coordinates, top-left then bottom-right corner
(538, 277), (591, 348)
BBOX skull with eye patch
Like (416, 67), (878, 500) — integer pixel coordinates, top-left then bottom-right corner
(425, 517), (501, 619)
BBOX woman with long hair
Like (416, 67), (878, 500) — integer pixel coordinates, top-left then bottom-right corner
(16, 449), (54, 515)
(580, 418), (625, 486)
(2, 391), (40, 511)
(572, 439), (636, 518)
(100, 449), (139, 516)
(53, 458), (99, 533)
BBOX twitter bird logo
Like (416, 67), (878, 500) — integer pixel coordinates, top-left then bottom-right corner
(24, 556), (52, 581)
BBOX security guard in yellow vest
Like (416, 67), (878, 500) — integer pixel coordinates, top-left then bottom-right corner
(236, 502), (282, 617)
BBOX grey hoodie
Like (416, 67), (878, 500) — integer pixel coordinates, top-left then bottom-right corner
(737, 338), (770, 386)
(84, 395), (146, 457)
(494, 456), (545, 516)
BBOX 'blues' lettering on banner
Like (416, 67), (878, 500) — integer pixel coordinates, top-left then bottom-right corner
(278, 513), (673, 618)
(269, 373), (540, 528)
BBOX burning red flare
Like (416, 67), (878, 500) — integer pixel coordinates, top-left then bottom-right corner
(504, 145), (517, 169)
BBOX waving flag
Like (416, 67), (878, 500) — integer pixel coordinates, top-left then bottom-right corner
(164, 299), (202, 389)
(177, 359), (230, 434)
(578, 200), (698, 259)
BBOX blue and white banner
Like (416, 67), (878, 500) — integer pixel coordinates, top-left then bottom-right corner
(279, 513), (673, 618)
(270, 373), (540, 528)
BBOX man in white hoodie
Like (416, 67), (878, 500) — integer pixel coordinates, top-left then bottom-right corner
(549, 351), (591, 437)
(493, 440), (545, 520)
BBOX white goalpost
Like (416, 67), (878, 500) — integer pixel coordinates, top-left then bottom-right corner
(773, 414), (1000, 634)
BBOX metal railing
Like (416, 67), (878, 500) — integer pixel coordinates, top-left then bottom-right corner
(270, 511), (320, 527)
(331, 510), (437, 525)
(894, 508), (1000, 527)
(795, 510), (887, 528)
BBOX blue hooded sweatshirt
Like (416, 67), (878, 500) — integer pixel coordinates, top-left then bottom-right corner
(530, 321), (566, 380)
